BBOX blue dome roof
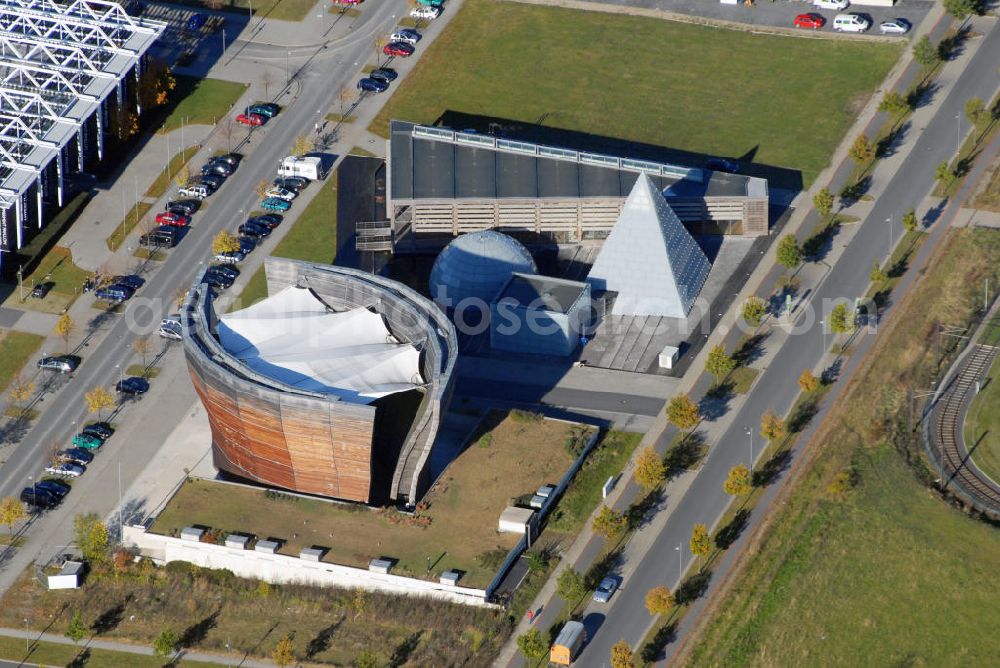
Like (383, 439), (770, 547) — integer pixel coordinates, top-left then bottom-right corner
(429, 231), (537, 307)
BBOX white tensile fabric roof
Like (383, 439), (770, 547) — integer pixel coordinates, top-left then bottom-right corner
(218, 286), (423, 403)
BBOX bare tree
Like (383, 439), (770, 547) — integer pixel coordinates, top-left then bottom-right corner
(374, 36), (387, 67)
(338, 87), (354, 118)
(260, 70), (276, 101)
(218, 118), (236, 154)
(132, 337), (153, 368)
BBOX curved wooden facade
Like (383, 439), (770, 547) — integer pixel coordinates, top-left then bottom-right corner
(183, 259), (457, 505)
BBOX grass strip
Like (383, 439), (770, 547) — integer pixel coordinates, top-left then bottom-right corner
(106, 202), (153, 252)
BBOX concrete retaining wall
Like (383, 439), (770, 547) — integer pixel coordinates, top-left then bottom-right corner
(123, 525), (491, 607)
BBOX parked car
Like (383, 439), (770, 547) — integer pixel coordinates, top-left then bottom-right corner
(238, 236), (257, 255)
(212, 153), (242, 167)
(186, 12), (206, 32)
(833, 13), (870, 32)
(167, 199), (200, 215)
(273, 177), (307, 192)
(37, 355), (80, 373)
(35, 480), (71, 498)
(155, 211), (190, 227)
(116, 376), (150, 396)
(247, 103), (280, 118)
(879, 18), (910, 34)
(178, 184), (210, 199)
(20, 487), (58, 509)
(416, 0), (444, 7)
(390, 29), (421, 45)
(158, 321), (183, 340)
(111, 275), (144, 291)
(250, 214), (283, 229)
(383, 42), (415, 57)
(59, 448), (94, 466)
(82, 422), (114, 440)
(95, 284), (134, 302)
(209, 265), (239, 280)
(238, 222), (271, 238)
(793, 13), (825, 29)
(72, 433), (104, 450)
(45, 463), (84, 478)
(236, 112), (265, 127)
(813, 0), (849, 9)
(260, 197), (291, 212)
(358, 77), (390, 93)
(202, 162), (233, 177)
(209, 157), (238, 172)
(30, 282), (53, 299)
(213, 251), (245, 265)
(265, 186), (296, 201)
(410, 5), (440, 19)
(706, 157), (741, 173)
(197, 174), (225, 189)
(593, 576), (620, 603)
(369, 68), (398, 83)
(203, 270), (234, 290)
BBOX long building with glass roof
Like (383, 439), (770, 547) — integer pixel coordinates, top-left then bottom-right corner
(0, 0), (165, 271)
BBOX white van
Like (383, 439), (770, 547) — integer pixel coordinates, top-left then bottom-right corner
(833, 13), (870, 32)
(814, 0), (849, 9)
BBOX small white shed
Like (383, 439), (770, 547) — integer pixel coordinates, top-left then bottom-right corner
(47, 561), (84, 590)
(658, 345), (680, 369)
(180, 527), (204, 542)
(498, 506), (535, 534)
(225, 534), (251, 550)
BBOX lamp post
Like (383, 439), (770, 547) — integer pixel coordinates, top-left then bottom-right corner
(222, 28), (226, 58)
(675, 543), (682, 584)
(23, 618), (28, 652)
(820, 319), (828, 356)
(886, 215), (893, 257)
(745, 426), (753, 472)
(285, 50), (290, 85)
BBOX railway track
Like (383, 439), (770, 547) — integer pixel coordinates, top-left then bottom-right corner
(933, 344), (1000, 512)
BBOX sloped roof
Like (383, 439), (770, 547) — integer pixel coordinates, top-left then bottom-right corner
(586, 174), (710, 318)
(217, 286), (423, 403)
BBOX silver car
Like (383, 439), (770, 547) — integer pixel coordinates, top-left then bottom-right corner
(593, 576), (620, 603)
(879, 19), (910, 35)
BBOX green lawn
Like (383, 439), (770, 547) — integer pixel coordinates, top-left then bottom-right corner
(151, 414), (589, 588)
(0, 330), (44, 392)
(685, 228), (1000, 667)
(9, 246), (90, 313)
(0, 635), (218, 668)
(159, 77), (247, 134)
(371, 0), (902, 187)
(963, 354), (1000, 485)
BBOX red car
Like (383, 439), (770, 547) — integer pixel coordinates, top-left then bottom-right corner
(155, 211), (190, 227)
(236, 113), (264, 127)
(383, 42), (415, 58)
(793, 13), (825, 29)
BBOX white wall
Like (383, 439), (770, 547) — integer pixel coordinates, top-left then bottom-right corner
(123, 525), (492, 607)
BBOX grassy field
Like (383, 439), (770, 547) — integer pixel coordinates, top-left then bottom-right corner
(371, 0), (902, 186)
(0, 636), (219, 667)
(962, 354), (1000, 485)
(974, 158), (1000, 212)
(684, 228), (1000, 667)
(151, 413), (588, 587)
(0, 330), (44, 392)
(159, 77), (247, 135)
(6, 246), (90, 313)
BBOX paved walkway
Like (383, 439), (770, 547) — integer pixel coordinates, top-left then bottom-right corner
(0, 626), (276, 667)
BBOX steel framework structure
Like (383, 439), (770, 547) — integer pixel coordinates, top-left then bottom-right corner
(0, 0), (163, 260)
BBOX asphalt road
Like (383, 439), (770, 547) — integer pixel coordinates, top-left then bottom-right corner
(0, 0), (408, 530)
(575, 18), (1000, 666)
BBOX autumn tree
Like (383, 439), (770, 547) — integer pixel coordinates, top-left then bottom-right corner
(374, 36), (388, 66)
(132, 337), (153, 368)
(139, 58), (176, 110)
(741, 296), (766, 328)
(634, 447), (666, 491)
(705, 344), (736, 382)
(219, 118), (236, 153)
(689, 523), (711, 559)
(797, 369), (819, 393)
(212, 230), (241, 255)
(8, 375), (35, 412)
(592, 505), (627, 539)
(291, 133), (312, 157)
(74, 513), (109, 564)
(65, 611), (87, 644)
(645, 586), (675, 615)
(935, 160), (955, 187)
(255, 178), (271, 199)
(849, 134), (875, 164)
(829, 303), (854, 334)
(776, 235), (803, 269)
(878, 91), (911, 117)
(272, 634), (295, 668)
(55, 312), (75, 352)
(338, 86), (354, 116)
(666, 394), (700, 432)
(173, 164), (190, 188)
(723, 464), (752, 497)
(902, 208), (918, 233)
(813, 187), (834, 217)
(556, 567), (587, 602)
(870, 260), (888, 285)
(85, 386), (116, 421)
(516, 628), (547, 659)
(611, 639), (634, 668)
(0, 496), (26, 535)
(760, 410), (787, 442)
(965, 97), (990, 129)
(153, 628), (179, 657)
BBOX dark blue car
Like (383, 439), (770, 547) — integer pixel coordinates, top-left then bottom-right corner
(357, 77), (389, 93)
(186, 13), (206, 32)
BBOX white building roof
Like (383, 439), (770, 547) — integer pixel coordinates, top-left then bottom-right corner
(218, 286), (423, 403)
(586, 173), (711, 318)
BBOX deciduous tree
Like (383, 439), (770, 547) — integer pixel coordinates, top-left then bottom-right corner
(935, 161), (956, 187)
(84, 386), (116, 421)
(8, 375), (35, 411)
(829, 303), (854, 334)
(260, 70), (276, 100)
(870, 260), (888, 284)
(255, 178), (271, 199)
(689, 523), (711, 558)
(902, 208), (918, 233)
(74, 513), (109, 564)
(65, 611), (86, 644)
(556, 567), (587, 602)
(965, 96), (989, 129)
(723, 464), (752, 497)
(0, 496), (26, 535)
(611, 639), (634, 668)
(153, 628), (178, 657)
(776, 235), (803, 269)
(516, 628), (547, 659)
(665, 394), (700, 432)
(291, 133), (312, 157)
(592, 505), (627, 539)
(633, 447), (666, 490)
(797, 369), (819, 393)
(913, 36), (941, 69)
(760, 410), (787, 442)
(338, 87), (354, 116)
(943, 0), (979, 20)
(173, 164), (189, 188)
(878, 91), (911, 116)
(813, 187), (834, 217)
(848, 134), (875, 164)
(705, 344), (736, 381)
(211, 230), (241, 255)
(54, 313), (75, 352)
(272, 634), (295, 668)
(741, 296), (767, 328)
(132, 337), (153, 368)
(644, 586), (675, 615)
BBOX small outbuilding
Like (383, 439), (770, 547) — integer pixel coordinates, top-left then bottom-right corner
(47, 560), (85, 590)
(498, 506), (535, 534)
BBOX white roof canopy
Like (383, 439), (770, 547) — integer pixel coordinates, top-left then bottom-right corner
(218, 286), (423, 403)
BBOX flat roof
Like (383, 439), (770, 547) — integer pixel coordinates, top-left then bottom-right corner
(389, 120), (767, 202)
(494, 272), (588, 314)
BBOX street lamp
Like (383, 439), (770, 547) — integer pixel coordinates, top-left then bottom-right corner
(820, 319), (828, 355)
(745, 426), (753, 472)
(285, 50), (290, 85)
(886, 215), (893, 257)
(674, 543), (682, 584)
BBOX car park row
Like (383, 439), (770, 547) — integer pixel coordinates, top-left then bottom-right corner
(795, 0), (911, 34)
